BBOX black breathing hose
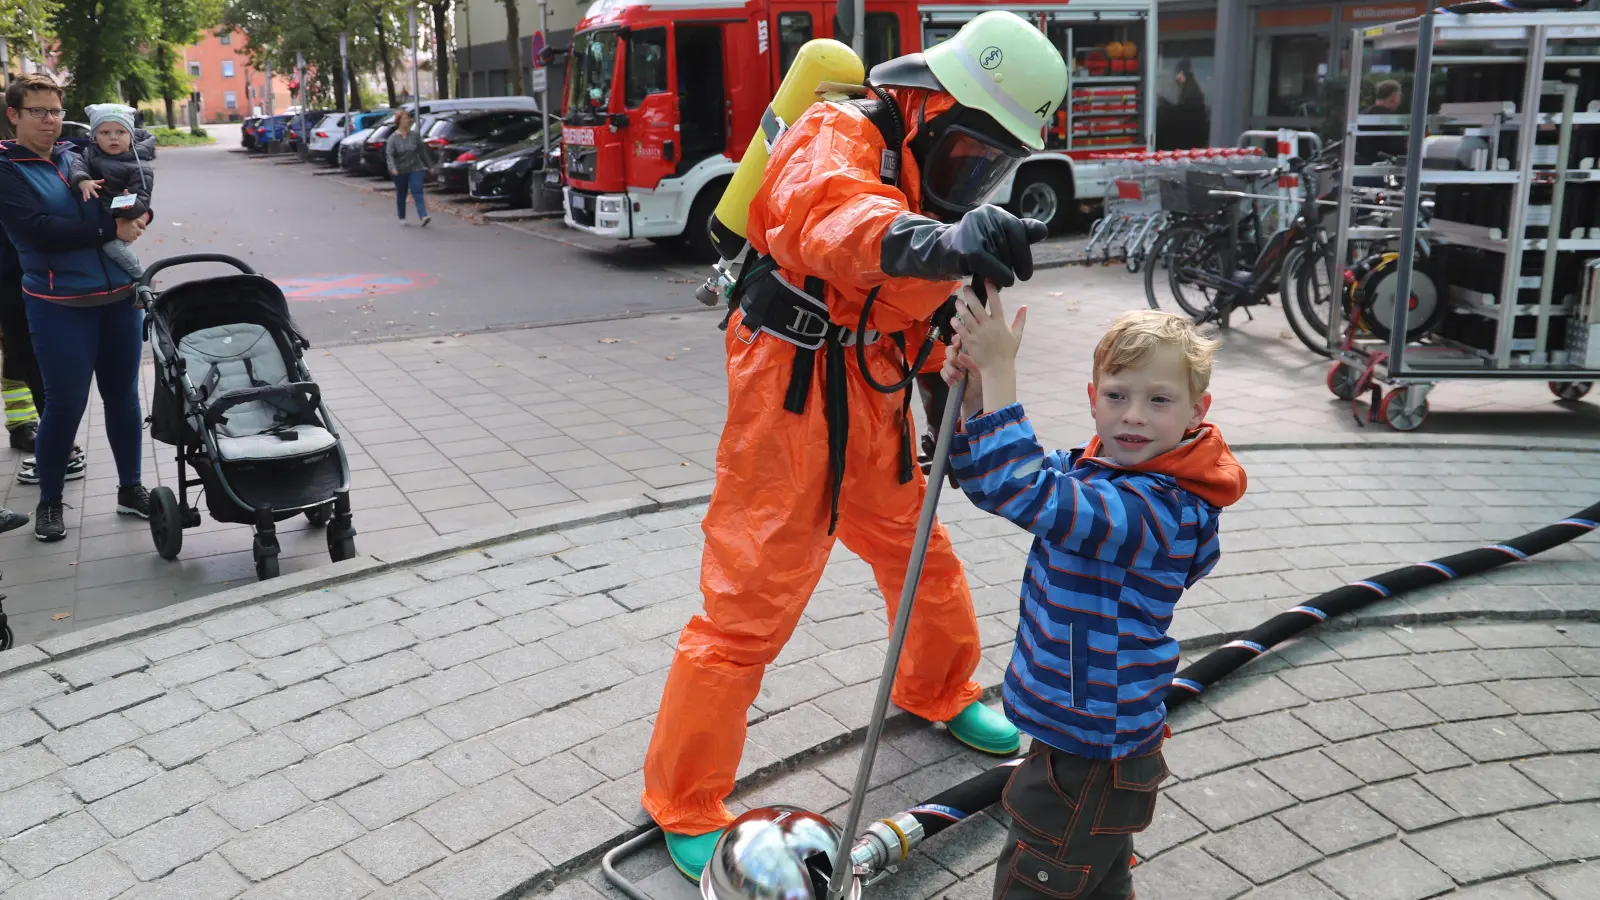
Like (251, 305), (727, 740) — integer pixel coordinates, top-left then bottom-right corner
(864, 500), (1600, 853)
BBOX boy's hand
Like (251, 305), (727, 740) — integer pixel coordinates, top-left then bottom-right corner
(79, 179), (103, 201)
(951, 284), (1026, 415)
(951, 284), (1027, 371)
(940, 335), (985, 420)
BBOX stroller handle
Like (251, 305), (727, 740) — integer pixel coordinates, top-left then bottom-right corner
(139, 254), (258, 287)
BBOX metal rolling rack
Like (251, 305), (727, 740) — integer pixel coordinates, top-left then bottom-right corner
(1327, 7), (1600, 431)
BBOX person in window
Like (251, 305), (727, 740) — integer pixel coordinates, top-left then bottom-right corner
(1159, 59), (1209, 151)
(0, 74), (152, 541)
(1357, 79), (1408, 166)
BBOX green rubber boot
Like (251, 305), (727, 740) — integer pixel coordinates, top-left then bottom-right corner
(945, 701), (1022, 755)
(665, 829), (724, 883)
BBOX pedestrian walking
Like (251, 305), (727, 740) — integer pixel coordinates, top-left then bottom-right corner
(387, 108), (433, 227)
(0, 74), (151, 542)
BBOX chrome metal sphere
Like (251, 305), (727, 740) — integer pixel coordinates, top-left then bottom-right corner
(700, 806), (860, 900)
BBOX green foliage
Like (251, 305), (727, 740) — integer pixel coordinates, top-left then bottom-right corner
(223, 0), (409, 107)
(55, 0), (161, 114)
(150, 125), (215, 145)
(0, 0), (60, 44)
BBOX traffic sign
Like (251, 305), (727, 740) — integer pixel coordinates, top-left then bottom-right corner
(531, 31), (547, 67)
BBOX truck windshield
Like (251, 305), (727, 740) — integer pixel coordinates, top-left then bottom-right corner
(568, 30), (620, 112)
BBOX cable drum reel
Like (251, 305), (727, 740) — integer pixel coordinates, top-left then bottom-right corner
(1345, 248), (1447, 343)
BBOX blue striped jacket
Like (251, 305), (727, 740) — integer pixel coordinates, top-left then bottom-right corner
(949, 403), (1239, 760)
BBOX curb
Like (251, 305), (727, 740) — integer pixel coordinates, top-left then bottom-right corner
(0, 481), (715, 677)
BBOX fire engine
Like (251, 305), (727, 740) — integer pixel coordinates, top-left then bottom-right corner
(561, 0), (1157, 260)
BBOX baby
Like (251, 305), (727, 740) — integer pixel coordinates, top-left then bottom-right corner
(68, 103), (155, 278)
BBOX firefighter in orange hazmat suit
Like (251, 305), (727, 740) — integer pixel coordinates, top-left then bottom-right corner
(642, 11), (1070, 880)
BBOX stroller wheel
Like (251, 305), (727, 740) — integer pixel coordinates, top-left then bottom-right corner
(1, 622), (12, 651)
(255, 553), (280, 581)
(305, 504), (333, 527)
(328, 533), (357, 563)
(149, 487), (184, 560)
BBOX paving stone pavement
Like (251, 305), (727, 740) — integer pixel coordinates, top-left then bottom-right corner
(0, 443), (1596, 900)
(6, 263), (1599, 645)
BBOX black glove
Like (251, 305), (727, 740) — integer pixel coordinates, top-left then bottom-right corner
(879, 205), (1049, 288)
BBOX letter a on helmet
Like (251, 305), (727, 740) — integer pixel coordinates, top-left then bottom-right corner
(921, 11), (1069, 151)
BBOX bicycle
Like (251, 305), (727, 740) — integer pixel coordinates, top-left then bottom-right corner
(1145, 151), (1341, 355)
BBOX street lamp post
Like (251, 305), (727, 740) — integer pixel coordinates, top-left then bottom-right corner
(409, 5), (422, 110)
(340, 32), (350, 122)
(538, 0), (550, 171)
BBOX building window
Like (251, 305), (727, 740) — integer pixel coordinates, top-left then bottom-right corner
(224, 91), (238, 109)
(1156, 37), (1215, 150)
(1252, 33), (1332, 118)
(222, 61), (235, 77)
(187, 60), (201, 77)
(220, 32), (232, 45)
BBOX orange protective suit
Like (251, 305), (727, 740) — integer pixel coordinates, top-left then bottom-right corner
(641, 88), (984, 835)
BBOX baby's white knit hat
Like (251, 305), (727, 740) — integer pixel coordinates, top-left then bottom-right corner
(86, 103), (138, 137)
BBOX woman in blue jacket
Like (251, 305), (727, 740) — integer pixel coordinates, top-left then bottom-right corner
(0, 75), (151, 541)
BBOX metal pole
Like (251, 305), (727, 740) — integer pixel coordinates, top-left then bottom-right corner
(851, 0), (865, 58)
(824, 374), (968, 900)
(265, 58), (274, 117)
(1386, 10), (1434, 372)
(410, 6), (422, 107)
(340, 32), (350, 120)
(538, 0), (550, 170)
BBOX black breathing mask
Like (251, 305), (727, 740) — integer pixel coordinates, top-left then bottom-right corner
(908, 100), (1029, 222)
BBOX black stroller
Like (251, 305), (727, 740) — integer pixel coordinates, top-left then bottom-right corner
(138, 254), (357, 580)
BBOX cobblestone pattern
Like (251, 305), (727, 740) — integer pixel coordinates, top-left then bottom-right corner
(591, 621), (1600, 900)
(0, 449), (1596, 899)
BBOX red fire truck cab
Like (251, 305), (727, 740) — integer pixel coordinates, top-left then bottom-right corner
(561, 0), (1157, 260)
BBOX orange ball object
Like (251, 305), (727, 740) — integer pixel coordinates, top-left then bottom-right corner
(1106, 41), (1126, 59)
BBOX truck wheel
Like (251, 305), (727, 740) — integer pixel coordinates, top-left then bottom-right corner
(1010, 168), (1075, 235)
(686, 181), (728, 264)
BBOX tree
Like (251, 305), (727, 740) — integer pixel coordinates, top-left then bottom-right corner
(153, 0), (223, 128)
(223, 0), (407, 110)
(500, 0), (522, 96)
(428, 0), (449, 99)
(0, 0), (60, 136)
(54, 0), (161, 115)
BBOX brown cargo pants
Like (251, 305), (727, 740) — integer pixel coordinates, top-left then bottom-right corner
(991, 741), (1169, 900)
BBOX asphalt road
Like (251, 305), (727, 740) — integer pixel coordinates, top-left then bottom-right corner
(146, 127), (712, 346)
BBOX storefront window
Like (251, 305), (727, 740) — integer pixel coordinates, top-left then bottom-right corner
(1156, 37), (1213, 150)
(1253, 33), (1331, 118)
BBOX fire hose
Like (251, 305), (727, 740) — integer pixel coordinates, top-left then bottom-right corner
(603, 498), (1600, 896)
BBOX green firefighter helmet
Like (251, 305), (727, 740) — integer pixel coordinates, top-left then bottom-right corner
(872, 10), (1067, 151)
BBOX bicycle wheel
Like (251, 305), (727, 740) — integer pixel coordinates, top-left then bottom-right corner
(1145, 222), (1224, 319)
(1286, 242), (1337, 357)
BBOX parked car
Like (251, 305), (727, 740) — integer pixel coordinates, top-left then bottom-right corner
(432, 111), (551, 193)
(338, 127), (375, 173)
(252, 114), (295, 151)
(309, 110), (390, 164)
(360, 119), (398, 177)
(467, 129), (561, 208)
(241, 116), (263, 150)
(286, 109), (334, 151)
(60, 120), (93, 150)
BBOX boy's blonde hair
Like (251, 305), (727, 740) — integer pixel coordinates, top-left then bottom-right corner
(1092, 310), (1220, 398)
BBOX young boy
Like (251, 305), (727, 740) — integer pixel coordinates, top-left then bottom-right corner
(68, 103), (154, 278)
(942, 292), (1247, 900)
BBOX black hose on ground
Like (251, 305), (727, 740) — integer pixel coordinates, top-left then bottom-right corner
(880, 500), (1600, 840)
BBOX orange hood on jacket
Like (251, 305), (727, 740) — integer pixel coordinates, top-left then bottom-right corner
(1083, 423), (1247, 508)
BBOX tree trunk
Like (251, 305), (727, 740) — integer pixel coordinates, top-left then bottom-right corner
(348, 59), (364, 110)
(160, 45), (177, 128)
(502, 0), (523, 96)
(376, 12), (399, 107)
(333, 68), (346, 111)
(432, 1), (452, 100)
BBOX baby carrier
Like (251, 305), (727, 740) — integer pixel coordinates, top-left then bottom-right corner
(139, 254), (356, 580)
